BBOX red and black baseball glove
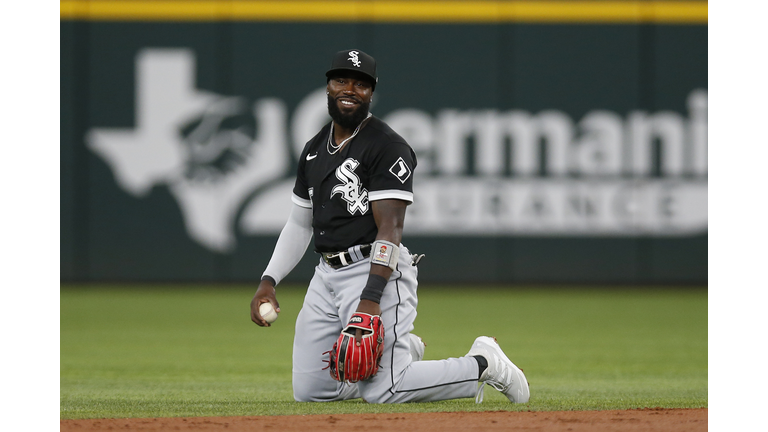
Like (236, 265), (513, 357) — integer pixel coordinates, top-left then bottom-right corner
(328, 313), (385, 383)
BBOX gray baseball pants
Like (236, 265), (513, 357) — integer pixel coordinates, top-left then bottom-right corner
(292, 244), (479, 403)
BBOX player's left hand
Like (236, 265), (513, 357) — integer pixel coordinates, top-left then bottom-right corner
(328, 311), (385, 383)
(354, 299), (382, 345)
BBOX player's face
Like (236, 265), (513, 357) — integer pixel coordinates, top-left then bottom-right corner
(327, 73), (373, 129)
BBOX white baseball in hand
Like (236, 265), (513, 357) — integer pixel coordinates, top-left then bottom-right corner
(259, 302), (278, 324)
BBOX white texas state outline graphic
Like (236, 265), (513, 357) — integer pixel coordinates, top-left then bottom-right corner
(87, 49), (289, 252)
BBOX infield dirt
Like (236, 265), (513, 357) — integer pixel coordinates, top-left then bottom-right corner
(60, 408), (706, 431)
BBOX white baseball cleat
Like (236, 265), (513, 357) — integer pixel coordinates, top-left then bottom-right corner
(408, 333), (426, 362)
(466, 336), (530, 404)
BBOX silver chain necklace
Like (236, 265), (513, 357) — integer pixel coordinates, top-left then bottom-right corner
(327, 113), (372, 155)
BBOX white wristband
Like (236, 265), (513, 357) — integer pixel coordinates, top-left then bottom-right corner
(370, 240), (400, 271)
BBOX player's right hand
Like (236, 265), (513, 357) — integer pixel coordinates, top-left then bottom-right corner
(250, 281), (280, 327)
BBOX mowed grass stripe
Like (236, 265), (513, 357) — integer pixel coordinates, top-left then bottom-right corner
(60, 286), (707, 419)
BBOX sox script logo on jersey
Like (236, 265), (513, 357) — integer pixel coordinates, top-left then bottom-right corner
(331, 158), (369, 215)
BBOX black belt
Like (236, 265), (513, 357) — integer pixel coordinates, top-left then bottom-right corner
(322, 244), (372, 269)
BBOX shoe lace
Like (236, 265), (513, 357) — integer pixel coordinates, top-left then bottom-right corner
(475, 362), (512, 403)
(474, 382), (485, 403)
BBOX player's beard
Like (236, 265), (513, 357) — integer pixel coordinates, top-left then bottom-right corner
(327, 94), (370, 130)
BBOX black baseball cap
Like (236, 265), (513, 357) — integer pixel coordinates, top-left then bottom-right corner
(325, 49), (378, 91)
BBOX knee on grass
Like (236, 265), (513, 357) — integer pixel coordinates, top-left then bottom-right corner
(293, 375), (360, 402)
(357, 383), (401, 404)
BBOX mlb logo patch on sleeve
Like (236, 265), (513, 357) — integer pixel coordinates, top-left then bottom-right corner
(389, 157), (412, 184)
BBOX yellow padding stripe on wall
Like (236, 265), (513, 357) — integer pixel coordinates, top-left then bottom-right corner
(60, 1), (708, 23)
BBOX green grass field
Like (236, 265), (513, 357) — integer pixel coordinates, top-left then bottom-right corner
(60, 285), (707, 419)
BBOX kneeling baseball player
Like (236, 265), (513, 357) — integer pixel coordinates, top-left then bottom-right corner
(250, 49), (530, 404)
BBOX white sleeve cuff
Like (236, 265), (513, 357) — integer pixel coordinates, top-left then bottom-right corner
(291, 193), (312, 208)
(368, 189), (414, 203)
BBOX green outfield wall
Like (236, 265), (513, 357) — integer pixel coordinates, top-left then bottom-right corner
(60, 1), (707, 284)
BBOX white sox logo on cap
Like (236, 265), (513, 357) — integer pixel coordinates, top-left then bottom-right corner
(348, 50), (361, 67)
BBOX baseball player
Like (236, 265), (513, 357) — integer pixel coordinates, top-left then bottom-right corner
(250, 49), (530, 404)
